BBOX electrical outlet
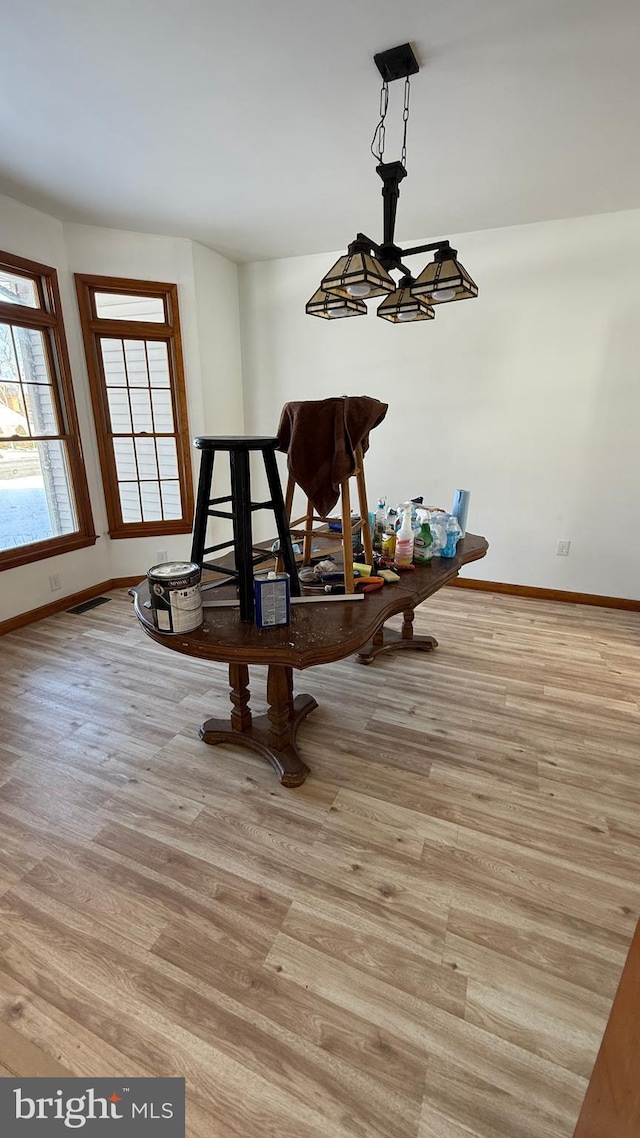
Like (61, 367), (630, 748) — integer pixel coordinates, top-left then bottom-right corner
(49, 573), (62, 591)
(557, 540), (571, 556)
(156, 550), (168, 564)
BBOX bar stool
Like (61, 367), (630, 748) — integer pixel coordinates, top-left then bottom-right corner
(277, 396), (387, 593)
(190, 436), (300, 622)
(284, 444), (373, 594)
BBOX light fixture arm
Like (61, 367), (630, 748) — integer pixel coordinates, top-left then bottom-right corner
(401, 240), (452, 258)
(353, 226), (452, 277)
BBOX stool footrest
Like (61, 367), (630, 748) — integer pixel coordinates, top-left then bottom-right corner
(203, 539), (235, 555)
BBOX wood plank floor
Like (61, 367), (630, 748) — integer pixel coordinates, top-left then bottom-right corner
(0, 587), (639, 1137)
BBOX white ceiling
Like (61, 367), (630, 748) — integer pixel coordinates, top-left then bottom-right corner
(2, 0), (640, 263)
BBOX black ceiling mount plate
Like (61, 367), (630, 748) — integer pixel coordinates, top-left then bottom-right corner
(374, 43), (419, 83)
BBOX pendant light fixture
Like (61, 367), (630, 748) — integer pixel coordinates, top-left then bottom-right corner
(306, 43), (478, 324)
(377, 275), (434, 323)
(305, 288), (367, 319)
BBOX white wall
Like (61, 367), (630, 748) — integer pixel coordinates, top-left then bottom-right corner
(0, 201), (244, 622)
(239, 208), (640, 600)
(192, 241), (244, 436)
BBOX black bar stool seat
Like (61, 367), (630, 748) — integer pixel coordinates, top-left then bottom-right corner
(190, 436), (300, 622)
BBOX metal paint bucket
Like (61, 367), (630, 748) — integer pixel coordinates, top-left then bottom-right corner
(148, 561), (203, 634)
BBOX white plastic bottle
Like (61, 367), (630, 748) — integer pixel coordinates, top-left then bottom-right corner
(395, 504), (415, 568)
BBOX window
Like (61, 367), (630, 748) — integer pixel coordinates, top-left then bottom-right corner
(75, 276), (193, 539)
(0, 250), (96, 571)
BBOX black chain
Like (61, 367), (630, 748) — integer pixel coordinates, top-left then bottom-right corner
(401, 76), (411, 169)
(370, 80), (389, 161)
(371, 76), (411, 167)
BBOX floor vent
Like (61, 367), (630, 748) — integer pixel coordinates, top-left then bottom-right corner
(66, 596), (112, 615)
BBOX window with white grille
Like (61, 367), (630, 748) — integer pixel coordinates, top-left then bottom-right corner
(0, 251), (96, 570)
(75, 276), (193, 539)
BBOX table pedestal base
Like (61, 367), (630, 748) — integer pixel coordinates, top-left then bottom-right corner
(356, 607), (438, 665)
(199, 663), (317, 787)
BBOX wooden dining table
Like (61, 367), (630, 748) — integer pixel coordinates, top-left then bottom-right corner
(132, 532), (488, 786)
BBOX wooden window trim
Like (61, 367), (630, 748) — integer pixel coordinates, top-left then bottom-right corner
(74, 275), (194, 540)
(0, 250), (97, 572)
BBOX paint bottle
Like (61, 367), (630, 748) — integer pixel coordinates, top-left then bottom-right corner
(395, 504), (415, 568)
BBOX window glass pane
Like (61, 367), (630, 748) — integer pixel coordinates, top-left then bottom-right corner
(140, 480), (162, 521)
(22, 384), (60, 436)
(135, 437), (158, 480)
(0, 321), (19, 383)
(100, 339), (127, 385)
(160, 480), (182, 520)
(123, 339), (149, 387)
(1, 377), (60, 436)
(106, 388), (132, 433)
(2, 323), (53, 389)
(156, 437), (178, 479)
(94, 293), (165, 322)
(147, 341), (170, 387)
(113, 437), (137, 481)
(0, 383), (29, 436)
(12, 325), (52, 384)
(129, 388), (153, 433)
(151, 389), (174, 432)
(0, 269), (39, 308)
(118, 482), (142, 523)
(0, 440), (78, 552)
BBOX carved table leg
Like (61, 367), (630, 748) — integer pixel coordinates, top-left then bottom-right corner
(356, 605), (439, 665)
(200, 663), (317, 787)
(230, 662), (251, 732)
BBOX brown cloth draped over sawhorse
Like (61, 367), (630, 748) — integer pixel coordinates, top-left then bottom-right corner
(277, 396), (388, 592)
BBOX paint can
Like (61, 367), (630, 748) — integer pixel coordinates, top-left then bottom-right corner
(148, 561), (203, 634)
(253, 571), (290, 628)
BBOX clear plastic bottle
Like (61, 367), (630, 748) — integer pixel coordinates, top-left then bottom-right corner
(395, 504), (415, 568)
(373, 497), (386, 552)
(441, 514), (462, 558)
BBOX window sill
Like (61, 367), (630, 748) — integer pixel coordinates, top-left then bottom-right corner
(0, 532), (99, 573)
(108, 521), (193, 540)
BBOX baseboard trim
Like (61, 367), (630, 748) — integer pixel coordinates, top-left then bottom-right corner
(111, 575), (144, 590)
(449, 577), (640, 612)
(0, 576), (143, 636)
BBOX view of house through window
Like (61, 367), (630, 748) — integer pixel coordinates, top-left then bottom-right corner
(75, 276), (193, 539)
(0, 253), (95, 569)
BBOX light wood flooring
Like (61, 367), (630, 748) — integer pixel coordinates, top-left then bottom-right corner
(0, 587), (639, 1138)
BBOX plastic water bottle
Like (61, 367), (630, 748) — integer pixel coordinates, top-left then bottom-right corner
(441, 515), (461, 558)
